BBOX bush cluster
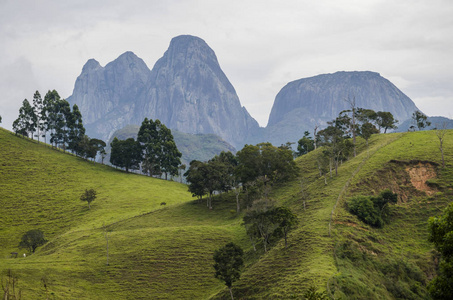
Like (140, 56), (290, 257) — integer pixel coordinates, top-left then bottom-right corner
(348, 190), (398, 228)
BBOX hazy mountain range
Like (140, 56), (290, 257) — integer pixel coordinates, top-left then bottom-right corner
(68, 34), (435, 150)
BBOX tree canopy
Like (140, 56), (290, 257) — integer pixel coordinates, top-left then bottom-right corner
(297, 131), (315, 157)
(213, 242), (244, 300)
(110, 137), (142, 173)
(412, 110), (431, 130)
(428, 202), (453, 299)
(138, 118), (182, 179)
(19, 229), (47, 253)
(80, 188), (97, 209)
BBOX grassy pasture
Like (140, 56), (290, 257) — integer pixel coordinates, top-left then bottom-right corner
(1, 127), (452, 299)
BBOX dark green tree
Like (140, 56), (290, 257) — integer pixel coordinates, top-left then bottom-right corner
(428, 202), (453, 299)
(213, 242), (244, 300)
(203, 159), (226, 209)
(19, 229), (47, 253)
(235, 144), (261, 185)
(317, 122), (353, 176)
(138, 118), (160, 176)
(184, 160), (207, 201)
(272, 206), (299, 248)
(375, 111), (398, 133)
(211, 151), (238, 193)
(110, 137), (142, 173)
(13, 99), (36, 138)
(236, 143), (298, 185)
(78, 135), (96, 160)
(32, 90), (45, 142)
(138, 118), (181, 180)
(355, 108), (377, 124)
(359, 122), (380, 145)
(42, 90), (61, 145)
(53, 99), (71, 151)
(348, 190), (398, 228)
(80, 188), (97, 209)
(89, 138), (106, 163)
(297, 131), (315, 156)
(159, 123), (182, 180)
(67, 104), (85, 155)
(412, 110), (431, 131)
(12, 117), (27, 137)
(243, 204), (278, 253)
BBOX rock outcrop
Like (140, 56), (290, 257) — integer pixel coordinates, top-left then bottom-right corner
(68, 35), (260, 148)
(265, 71), (419, 146)
(67, 52), (152, 142)
(142, 35), (260, 148)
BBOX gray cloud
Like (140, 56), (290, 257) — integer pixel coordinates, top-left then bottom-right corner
(1, 0), (452, 129)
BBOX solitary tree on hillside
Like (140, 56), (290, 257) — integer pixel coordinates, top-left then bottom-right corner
(412, 110), (431, 131)
(435, 122), (448, 168)
(359, 122), (380, 146)
(19, 229), (47, 253)
(297, 131), (315, 156)
(375, 111), (398, 133)
(273, 207), (299, 248)
(213, 242), (244, 300)
(80, 188), (97, 209)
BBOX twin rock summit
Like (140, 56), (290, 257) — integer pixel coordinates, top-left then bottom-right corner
(67, 35), (419, 149)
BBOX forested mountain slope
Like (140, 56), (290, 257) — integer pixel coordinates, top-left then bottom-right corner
(0, 127), (452, 299)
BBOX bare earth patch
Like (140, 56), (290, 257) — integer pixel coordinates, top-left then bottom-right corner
(405, 162), (437, 195)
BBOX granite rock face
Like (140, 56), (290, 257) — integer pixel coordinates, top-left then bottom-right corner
(143, 35), (260, 148)
(67, 51), (151, 142)
(68, 35), (260, 148)
(265, 71), (419, 146)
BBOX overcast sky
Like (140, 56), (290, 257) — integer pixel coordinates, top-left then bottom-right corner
(1, 0), (452, 129)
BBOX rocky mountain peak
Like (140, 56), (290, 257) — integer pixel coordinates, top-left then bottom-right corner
(165, 35), (219, 65)
(82, 59), (102, 73)
(142, 35), (259, 148)
(67, 35), (260, 148)
(264, 71), (419, 146)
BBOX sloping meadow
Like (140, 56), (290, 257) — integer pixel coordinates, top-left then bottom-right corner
(1, 128), (452, 299)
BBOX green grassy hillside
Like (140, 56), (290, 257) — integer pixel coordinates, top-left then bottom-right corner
(1, 127), (452, 299)
(0, 128), (243, 299)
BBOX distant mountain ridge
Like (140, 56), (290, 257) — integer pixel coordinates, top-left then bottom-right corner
(68, 52), (152, 142)
(265, 71), (420, 146)
(68, 35), (260, 148)
(68, 35), (423, 150)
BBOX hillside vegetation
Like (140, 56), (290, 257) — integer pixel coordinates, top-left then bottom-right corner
(1, 127), (452, 299)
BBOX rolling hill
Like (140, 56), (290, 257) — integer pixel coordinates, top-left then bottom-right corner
(0, 127), (452, 299)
